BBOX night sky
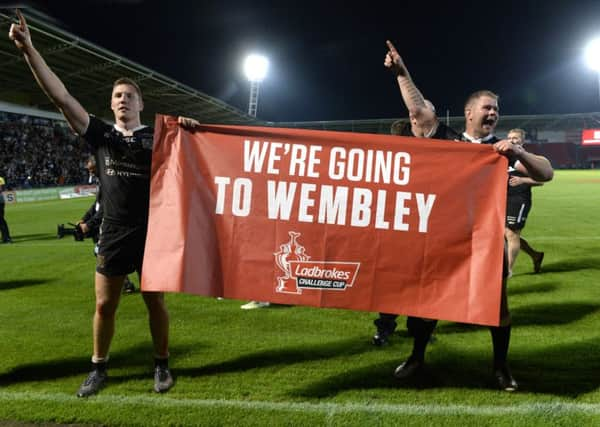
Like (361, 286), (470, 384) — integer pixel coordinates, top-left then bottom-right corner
(8, 0), (600, 121)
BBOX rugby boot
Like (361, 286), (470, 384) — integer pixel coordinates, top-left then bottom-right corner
(494, 363), (518, 392)
(77, 369), (107, 397)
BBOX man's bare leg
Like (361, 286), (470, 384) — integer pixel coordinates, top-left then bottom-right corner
(93, 272), (126, 359)
(505, 228), (521, 275)
(77, 272), (124, 397)
(142, 291), (169, 357)
(520, 237), (544, 273)
(141, 289), (173, 392)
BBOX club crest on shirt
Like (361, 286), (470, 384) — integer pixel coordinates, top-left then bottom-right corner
(140, 136), (154, 150)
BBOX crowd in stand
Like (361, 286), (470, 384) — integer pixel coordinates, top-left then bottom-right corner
(0, 111), (91, 189)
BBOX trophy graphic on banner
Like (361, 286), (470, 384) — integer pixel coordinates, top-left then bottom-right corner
(275, 231), (310, 294)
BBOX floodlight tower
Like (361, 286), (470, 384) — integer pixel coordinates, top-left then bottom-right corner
(244, 54), (269, 117)
(585, 38), (600, 105)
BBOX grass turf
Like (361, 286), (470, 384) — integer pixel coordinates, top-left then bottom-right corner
(0, 169), (599, 426)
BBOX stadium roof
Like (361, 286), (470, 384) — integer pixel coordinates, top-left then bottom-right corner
(0, 9), (256, 125)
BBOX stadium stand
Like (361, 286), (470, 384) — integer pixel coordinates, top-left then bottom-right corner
(532, 143), (578, 169)
(0, 108), (88, 188)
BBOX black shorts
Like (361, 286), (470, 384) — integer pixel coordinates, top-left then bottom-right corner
(506, 197), (531, 231)
(96, 221), (148, 276)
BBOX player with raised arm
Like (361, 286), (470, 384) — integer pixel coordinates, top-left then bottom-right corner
(10, 9), (198, 397)
(381, 40), (553, 391)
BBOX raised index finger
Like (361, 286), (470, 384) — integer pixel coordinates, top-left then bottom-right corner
(15, 9), (28, 31)
(386, 40), (398, 55)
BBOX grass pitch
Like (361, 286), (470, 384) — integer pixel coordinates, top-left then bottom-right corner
(0, 169), (599, 426)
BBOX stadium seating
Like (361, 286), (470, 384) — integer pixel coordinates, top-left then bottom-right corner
(0, 111), (91, 189)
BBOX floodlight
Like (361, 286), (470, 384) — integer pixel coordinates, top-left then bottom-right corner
(244, 54), (269, 83)
(244, 54), (269, 117)
(585, 38), (600, 71)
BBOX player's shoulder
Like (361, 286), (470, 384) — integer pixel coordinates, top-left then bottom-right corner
(136, 125), (154, 136)
(89, 114), (111, 128)
(84, 115), (112, 138)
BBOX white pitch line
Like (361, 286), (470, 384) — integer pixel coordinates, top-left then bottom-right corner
(528, 236), (600, 241)
(1, 391), (600, 416)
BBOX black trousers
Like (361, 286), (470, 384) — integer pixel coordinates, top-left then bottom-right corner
(0, 202), (10, 241)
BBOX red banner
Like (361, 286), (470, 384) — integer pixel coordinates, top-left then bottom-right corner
(142, 115), (508, 326)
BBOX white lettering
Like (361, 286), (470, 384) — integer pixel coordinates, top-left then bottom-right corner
(267, 142), (283, 174)
(232, 178), (252, 216)
(374, 190), (389, 229)
(298, 183), (316, 222)
(394, 191), (411, 231)
(267, 180), (297, 220)
(289, 144), (307, 176)
(347, 149), (364, 182)
(318, 185), (348, 225)
(327, 147), (411, 184)
(351, 188), (372, 227)
(364, 149), (374, 182)
(416, 193), (436, 233)
(307, 145), (322, 178)
(264, 181), (435, 233)
(373, 151), (391, 183)
(214, 176), (230, 214)
(393, 152), (411, 185)
(294, 265), (351, 280)
(329, 147), (346, 180)
(243, 140), (269, 172)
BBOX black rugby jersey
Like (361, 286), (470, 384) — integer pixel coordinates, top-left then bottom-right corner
(461, 132), (530, 200)
(507, 168), (532, 200)
(83, 115), (154, 225)
(460, 133), (519, 167)
(459, 133), (499, 145)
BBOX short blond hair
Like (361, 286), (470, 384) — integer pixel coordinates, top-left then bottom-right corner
(113, 77), (143, 100)
(508, 128), (526, 139)
(464, 90), (499, 110)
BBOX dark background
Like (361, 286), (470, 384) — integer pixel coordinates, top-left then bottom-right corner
(5, 0), (600, 121)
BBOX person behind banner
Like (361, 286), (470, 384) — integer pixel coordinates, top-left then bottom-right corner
(0, 175), (12, 243)
(9, 10), (198, 398)
(372, 41), (459, 347)
(372, 100), (457, 346)
(78, 156), (136, 294)
(382, 40), (553, 391)
(504, 128), (545, 277)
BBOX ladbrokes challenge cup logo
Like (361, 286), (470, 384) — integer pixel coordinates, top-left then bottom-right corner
(274, 232), (360, 294)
